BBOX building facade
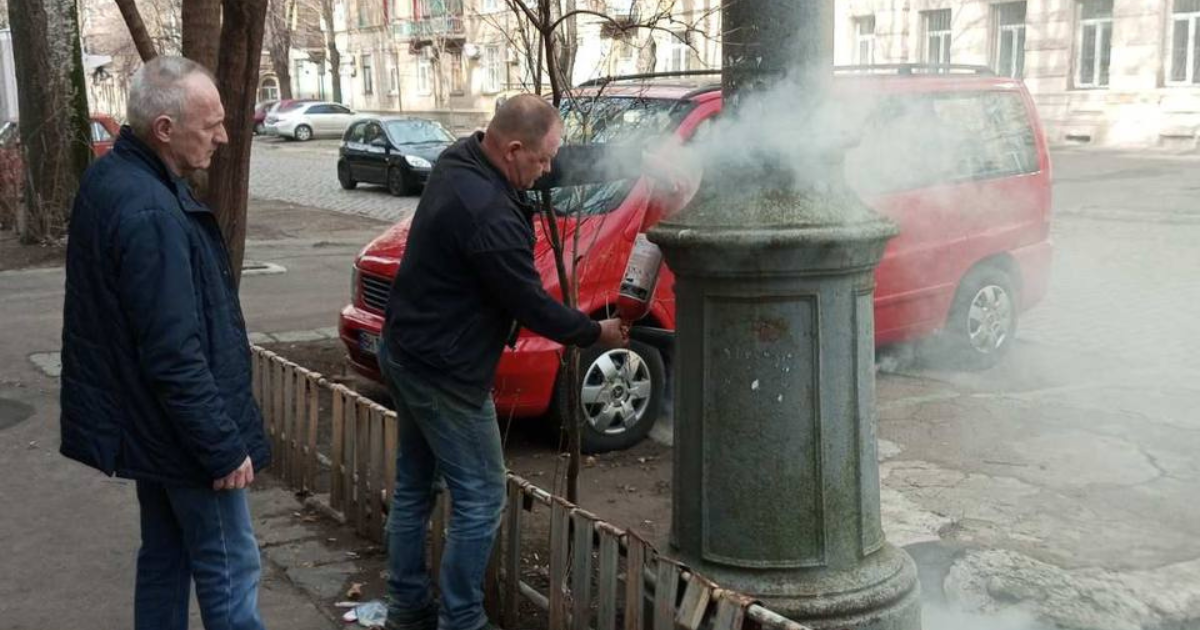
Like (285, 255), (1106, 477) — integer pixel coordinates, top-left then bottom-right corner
(834, 0), (1200, 148)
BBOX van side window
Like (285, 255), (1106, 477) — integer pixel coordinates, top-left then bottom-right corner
(930, 92), (1037, 180)
(845, 91), (1038, 194)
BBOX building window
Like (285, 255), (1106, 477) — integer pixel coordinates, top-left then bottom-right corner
(922, 9), (952, 65)
(357, 0), (369, 27)
(1076, 0), (1112, 87)
(483, 45), (504, 93)
(418, 58), (433, 95)
(362, 54), (374, 95)
(665, 31), (691, 72)
(854, 16), (876, 65)
(448, 51), (465, 94)
(993, 2), (1026, 78)
(1169, 0), (1200, 84)
(259, 77), (279, 102)
(389, 63), (399, 94)
(481, 0), (500, 12)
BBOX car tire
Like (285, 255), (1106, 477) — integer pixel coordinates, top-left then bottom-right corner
(938, 265), (1018, 370)
(294, 125), (313, 142)
(387, 167), (410, 197)
(551, 339), (666, 454)
(338, 161), (357, 190)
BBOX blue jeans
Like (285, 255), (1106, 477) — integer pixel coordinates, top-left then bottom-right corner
(134, 481), (265, 630)
(381, 353), (506, 630)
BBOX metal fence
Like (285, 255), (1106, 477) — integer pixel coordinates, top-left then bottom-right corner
(250, 346), (811, 630)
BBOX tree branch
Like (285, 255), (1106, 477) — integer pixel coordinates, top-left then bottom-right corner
(114, 0), (160, 61)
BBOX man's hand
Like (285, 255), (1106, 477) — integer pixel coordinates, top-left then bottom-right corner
(213, 456), (254, 491)
(597, 318), (630, 348)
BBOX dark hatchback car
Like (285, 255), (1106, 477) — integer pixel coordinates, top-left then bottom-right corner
(337, 117), (455, 196)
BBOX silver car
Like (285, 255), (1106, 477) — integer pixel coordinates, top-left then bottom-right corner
(264, 101), (359, 141)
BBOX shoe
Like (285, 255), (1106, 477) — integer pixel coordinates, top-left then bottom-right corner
(384, 602), (437, 630)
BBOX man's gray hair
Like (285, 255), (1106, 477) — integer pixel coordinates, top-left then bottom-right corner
(126, 56), (215, 137)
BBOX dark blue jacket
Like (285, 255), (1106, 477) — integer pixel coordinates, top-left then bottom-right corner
(59, 128), (270, 486)
(384, 132), (601, 406)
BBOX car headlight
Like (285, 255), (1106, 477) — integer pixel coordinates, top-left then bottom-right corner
(404, 155), (432, 169)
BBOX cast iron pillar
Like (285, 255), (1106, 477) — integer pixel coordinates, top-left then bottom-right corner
(646, 0), (921, 627)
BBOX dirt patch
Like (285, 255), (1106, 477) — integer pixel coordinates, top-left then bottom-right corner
(0, 230), (66, 272)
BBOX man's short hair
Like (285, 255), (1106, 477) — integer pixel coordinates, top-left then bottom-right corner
(127, 56), (215, 138)
(487, 94), (561, 146)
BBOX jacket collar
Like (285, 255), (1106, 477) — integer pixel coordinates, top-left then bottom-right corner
(113, 126), (211, 215)
(463, 131), (538, 219)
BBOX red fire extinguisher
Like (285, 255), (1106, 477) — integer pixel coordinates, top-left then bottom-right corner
(617, 234), (664, 324)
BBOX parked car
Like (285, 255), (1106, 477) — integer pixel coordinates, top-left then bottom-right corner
(253, 100), (278, 134)
(1, 113), (120, 199)
(339, 67), (1053, 453)
(337, 117), (455, 196)
(264, 101), (357, 141)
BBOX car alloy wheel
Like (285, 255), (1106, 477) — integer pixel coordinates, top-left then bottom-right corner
(581, 348), (653, 437)
(966, 283), (1014, 354)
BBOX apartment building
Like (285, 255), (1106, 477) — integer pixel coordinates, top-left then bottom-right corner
(834, 0), (1200, 148)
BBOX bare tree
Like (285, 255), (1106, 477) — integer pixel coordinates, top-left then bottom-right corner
(207, 0), (270, 280)
(319, 0), (342, 103)
(114, 0), (159, 60)
(7, 0), (93, 243)
(182, 0), (221, 71)
(265, 0), (295, 99)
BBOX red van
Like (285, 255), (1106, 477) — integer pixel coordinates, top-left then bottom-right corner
(339, 67), (1053, 452)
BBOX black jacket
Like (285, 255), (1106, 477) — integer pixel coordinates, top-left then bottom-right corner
(59, 128), (270, 486)
(384, 132), (601, 405)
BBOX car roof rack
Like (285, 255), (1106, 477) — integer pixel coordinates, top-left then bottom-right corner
(834, 63), (995, 75)
(575, 70), (723, 88)
(577, 65), (994, 88)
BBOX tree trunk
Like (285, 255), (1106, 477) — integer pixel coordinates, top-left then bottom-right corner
(8, 0), (93, 243)
(205, 0), (269, 284)
(115, 0), (160, 61)
(553, 0), (576, 91)
(182, 0), (221, 71)
(322, 0), (342, 103)
(266, 0), (293, 99)
(637, 33), (656, 73)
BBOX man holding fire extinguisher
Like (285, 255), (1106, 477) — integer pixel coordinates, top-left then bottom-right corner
(378, 95), (630, 630)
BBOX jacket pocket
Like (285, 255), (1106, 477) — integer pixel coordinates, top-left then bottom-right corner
(443, 313), (481, 361)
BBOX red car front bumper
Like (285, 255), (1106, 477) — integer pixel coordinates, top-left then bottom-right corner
(339, 305), (563, 418)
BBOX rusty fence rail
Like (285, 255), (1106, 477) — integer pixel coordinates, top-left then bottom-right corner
(250, 346), (811, 630)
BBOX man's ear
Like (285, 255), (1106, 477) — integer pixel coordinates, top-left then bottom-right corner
(505, 140), (523, 161)
(150, 115), (173, 144)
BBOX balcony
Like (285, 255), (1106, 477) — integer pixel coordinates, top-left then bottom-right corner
(396, 0), (466, 40)
(606, 0), (639, 21)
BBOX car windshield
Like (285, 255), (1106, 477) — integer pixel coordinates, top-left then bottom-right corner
(278, 101), (309, 113)
(539, 95), (687, 219)
(559, 95), (687, 145)
(386, 120), (455, 144)
(548, 178), (635, 218)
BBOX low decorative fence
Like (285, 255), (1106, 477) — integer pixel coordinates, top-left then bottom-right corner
(251, 346), (811, 630)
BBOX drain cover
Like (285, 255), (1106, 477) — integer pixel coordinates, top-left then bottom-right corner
(0, 397), (35, 431)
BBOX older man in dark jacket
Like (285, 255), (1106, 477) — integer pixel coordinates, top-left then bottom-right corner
(59, 56), (269, 630)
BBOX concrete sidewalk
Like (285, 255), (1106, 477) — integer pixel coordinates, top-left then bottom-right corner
(0, 199), (389, 630)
